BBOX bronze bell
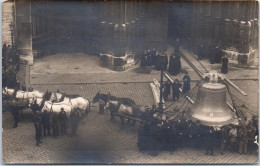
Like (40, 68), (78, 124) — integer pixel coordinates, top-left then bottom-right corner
(190, 71), (235, 126)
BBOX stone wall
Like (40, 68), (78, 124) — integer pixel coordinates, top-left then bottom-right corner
(2, 1), (14, 46)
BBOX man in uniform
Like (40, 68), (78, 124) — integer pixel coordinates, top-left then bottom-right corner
(221, 55), (229, 74)
(174, 38), (180, 53)
(198, 43), (204, 60)
(163, 80), (171, 101)
(247, 121), (257, 154)
(172, 79), (182, 101)
(151, 48), (157, 66)
(59, 108), (68, 136)
(238, 126), (249, 154)
(205, 126), (216, 155)
(229, 125), (238, 152)
(42, 110), (51, 137)
(11, 105), (19, 128)
(52, 113), (59, 138)
(182, 72), (191, 95)
(140, 50), (147, 68)
(71, 109), (81, 137)
(34, 110), (43, 147)
(220, 125), (230, 155)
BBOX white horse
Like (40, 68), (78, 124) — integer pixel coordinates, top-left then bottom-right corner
(3, 87), (44, 99)
(50, 93), (90, 117)
(28, 97), (74, 117)
(41, 100), (74, 118)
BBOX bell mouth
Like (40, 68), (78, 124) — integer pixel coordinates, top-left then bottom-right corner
(192, 112), (233, 122)
(189, 111), (237, 127)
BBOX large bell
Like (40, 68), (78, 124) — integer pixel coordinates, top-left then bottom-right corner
(190, 71), (235, 126)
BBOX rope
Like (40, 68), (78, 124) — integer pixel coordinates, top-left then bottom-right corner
(225, 81), (246, 127)
(197, 58), (208, 73)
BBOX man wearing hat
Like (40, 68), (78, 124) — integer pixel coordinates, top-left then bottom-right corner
(34, 110), (43, 147)
(59, 107), (68, 136)
(172, 79), (182, 101)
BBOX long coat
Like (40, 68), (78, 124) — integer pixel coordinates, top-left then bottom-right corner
(169, 55), (181, 76)
(182, 74), (191, 94)
(221, 57), (229, 74)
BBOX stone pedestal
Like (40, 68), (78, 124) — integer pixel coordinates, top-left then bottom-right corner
(222, 48), (256, 67)
(100, 52), (135, 71)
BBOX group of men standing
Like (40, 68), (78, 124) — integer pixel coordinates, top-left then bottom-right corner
(138, 107), (259, 156)
(139, 41), (182, 76)
(140, 48), (182, 76)
(163, 72), (191, 102)
(197, 43), (229, 74)
(33, 108), (81, 147)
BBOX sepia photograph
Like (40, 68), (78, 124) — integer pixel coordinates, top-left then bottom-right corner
(2, 0), (259, 164)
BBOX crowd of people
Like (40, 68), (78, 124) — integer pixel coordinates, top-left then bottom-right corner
(139, 48), (182, 76)
(2, 44), (20, 88)
(32, 106), (82, 147)
(197, 42), (229, 74)
(138, 108), (259, 156)
(139, 39), (182, 76)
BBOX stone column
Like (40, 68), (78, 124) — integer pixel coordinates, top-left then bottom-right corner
(15, 0), (33, 65)
(144, 1), (168, 52)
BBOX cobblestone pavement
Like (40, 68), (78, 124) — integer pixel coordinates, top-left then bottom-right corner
(3, 82), (259, 164)
(3, 44), (259, 164)
(2, 107), (259, 164)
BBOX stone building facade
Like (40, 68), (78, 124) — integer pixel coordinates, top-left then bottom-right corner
(5, 0), (259, 70)
(190, 1), (258, 67)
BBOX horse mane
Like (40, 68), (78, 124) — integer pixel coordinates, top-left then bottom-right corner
(105, 93), (119, 101)
(60, 94), (65, 101)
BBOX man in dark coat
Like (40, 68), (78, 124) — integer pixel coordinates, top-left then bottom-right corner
(174, 38), (180, 53)
(42, 110), (51, 137)
(209, 44), (216, 64)
(238, 126), (249, 154)
(182, 72), (191, 95)
(163, 80), (171, 101)
(247, 121), (257, 154)
(155, 53), (168, 71)
(221, 55), (229, 74)
(169, 53), (181, 76)
(52, 113), (59, 138)
(59, 108), (68, 136)
(11, 106), (19, 128)
(151, 48), (157, 66)
(146, 50), (152, 66)
(215, 46), (223, 63)
(198, 44), (204, 60)
(34, 111), (43, 147)
(220, 125), (230, 155)
(205, 126), (216, 155)
(172, 79), (182, 101)
(71, 109), (81, 137)
(140, 50), (147, 68)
